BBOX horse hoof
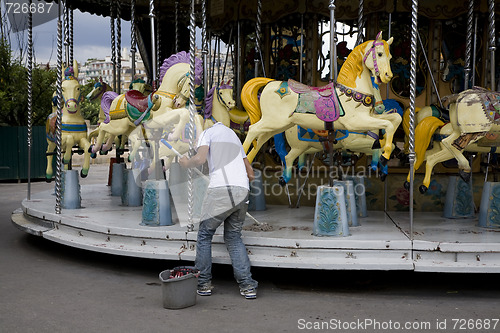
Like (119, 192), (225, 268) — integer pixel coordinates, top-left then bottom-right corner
(90, 151), (97, 159)
(379, 172), (387, 182)
(459, 170), (472, 183)
(379, 155), (388, 166)
(278, 177), (287, 187)
(80, 170), (88, 178)
(419, 185), (428, 194)
(45, 177), (52, 183)
(403, 181), (410, 190)
(371, 140), (381, 149)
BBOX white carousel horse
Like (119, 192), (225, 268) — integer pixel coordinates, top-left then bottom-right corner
(241, 32), (401, 167)
(91, 51), (201, 158)
(275, 126), (390, 185)
(404, 87), (500, 193)
(158, 83), (236, 169)
(45, 60), (92, 181)
(86, 77), (152, 151)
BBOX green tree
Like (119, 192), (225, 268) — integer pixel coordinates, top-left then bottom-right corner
(0, 37), (56, 126)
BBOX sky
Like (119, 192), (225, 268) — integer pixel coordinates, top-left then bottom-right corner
(8, 8), (132, 64)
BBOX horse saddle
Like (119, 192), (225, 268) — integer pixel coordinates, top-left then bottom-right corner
(286, 79), (343, 122)
(288, 79), (335, 97)
(125, 90), (153, 125)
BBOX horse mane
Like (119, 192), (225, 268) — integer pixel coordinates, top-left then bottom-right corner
(337, 41), (371, 88)
(204, 87), (216, 119)
(101, 91), (119, 123)
(204, 84), (233, 119)
(158, 51), (203, 85)
(337, 39), (391, 88)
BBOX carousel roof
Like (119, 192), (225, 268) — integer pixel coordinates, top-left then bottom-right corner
(59, 0), (498, 26)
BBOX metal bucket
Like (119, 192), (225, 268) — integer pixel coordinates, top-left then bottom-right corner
(159, 266), (199, 309)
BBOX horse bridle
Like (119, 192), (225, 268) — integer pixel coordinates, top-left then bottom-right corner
(216, 87), (232, 110)
(363, 40), (385, 84)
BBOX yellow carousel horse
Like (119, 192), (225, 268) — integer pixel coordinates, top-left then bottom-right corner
(45, 61), (92, 181)
(241, 32), (401, 166)
(404, 87), (500, 192)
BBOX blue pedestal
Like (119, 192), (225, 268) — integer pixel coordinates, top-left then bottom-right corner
(479, 181), (500, 228)
(111, 163), (125, 196)
(249, 169), (266, 211)
(443, 176), (475, 218)
(141, 180), (173, 226)
(313, 185), (349, 237)
(121, 169), (142, 206)
(345, 175), (368, 218)
(333, 180), (359, 227)
(61, 170), (81, 209)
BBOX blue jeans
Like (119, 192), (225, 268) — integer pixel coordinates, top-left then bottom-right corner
(195, 186), (258, 291)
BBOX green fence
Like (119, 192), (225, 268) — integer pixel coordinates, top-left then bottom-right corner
(0, 126), (48, 181)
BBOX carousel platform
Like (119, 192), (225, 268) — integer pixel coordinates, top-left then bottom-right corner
(10, 179), (500, 273)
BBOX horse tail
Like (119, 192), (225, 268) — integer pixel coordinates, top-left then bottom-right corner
(414, 116), (445, 170)
(241, 77), (274, 125)
(402, 107), (421, 141)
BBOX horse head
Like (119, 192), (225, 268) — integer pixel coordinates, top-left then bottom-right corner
(62, 60), (82, 113)
(216, 83), (235, 111)
(362, 31), (394, 85)
(86, 77), (109, 102)
(173, 72), (190, 108)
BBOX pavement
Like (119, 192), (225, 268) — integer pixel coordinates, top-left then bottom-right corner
(2, 163), (500, 333)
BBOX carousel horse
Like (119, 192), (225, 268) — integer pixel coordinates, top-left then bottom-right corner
(86, 77), (152, 127)
(125, 51), (203, 163)
(86, 77), (152, 150)
(241, 32), (401, 167)
(157, 83), (236, 169)
(92, 51), (202, 158)
(45, 61), (92, 181)
(404, 87), (500, 193)
(276, 126), (393, 185)
(276, 84), (403, 185)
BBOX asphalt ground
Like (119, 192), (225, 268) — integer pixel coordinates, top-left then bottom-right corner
(2, 164), (500, 333)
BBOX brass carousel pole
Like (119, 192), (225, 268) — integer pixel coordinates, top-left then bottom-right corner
(408, 0), (419, 241)
(110, 0), (116, 91)
(187, 0), (197, 231)
(488, 0), (496, 91)
(355, 0), (364, 46)
(254, 0), (262, 77)
(131, 0), (136, 78)
(328, 0), (337, 187)
(27, 0), (33, 200)
(116, 0), (122, 94)
(464, 0), (474, 89)
(55, 1), (64, 214)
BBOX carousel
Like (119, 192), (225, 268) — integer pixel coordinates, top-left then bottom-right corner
(11, 0), (500, 272)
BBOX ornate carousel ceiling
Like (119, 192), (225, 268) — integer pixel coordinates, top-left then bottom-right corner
(59, 0), (498, 25)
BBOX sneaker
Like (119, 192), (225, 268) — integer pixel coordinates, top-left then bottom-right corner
(240, 288), (257, 299)
(197, 285), (213, 296)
